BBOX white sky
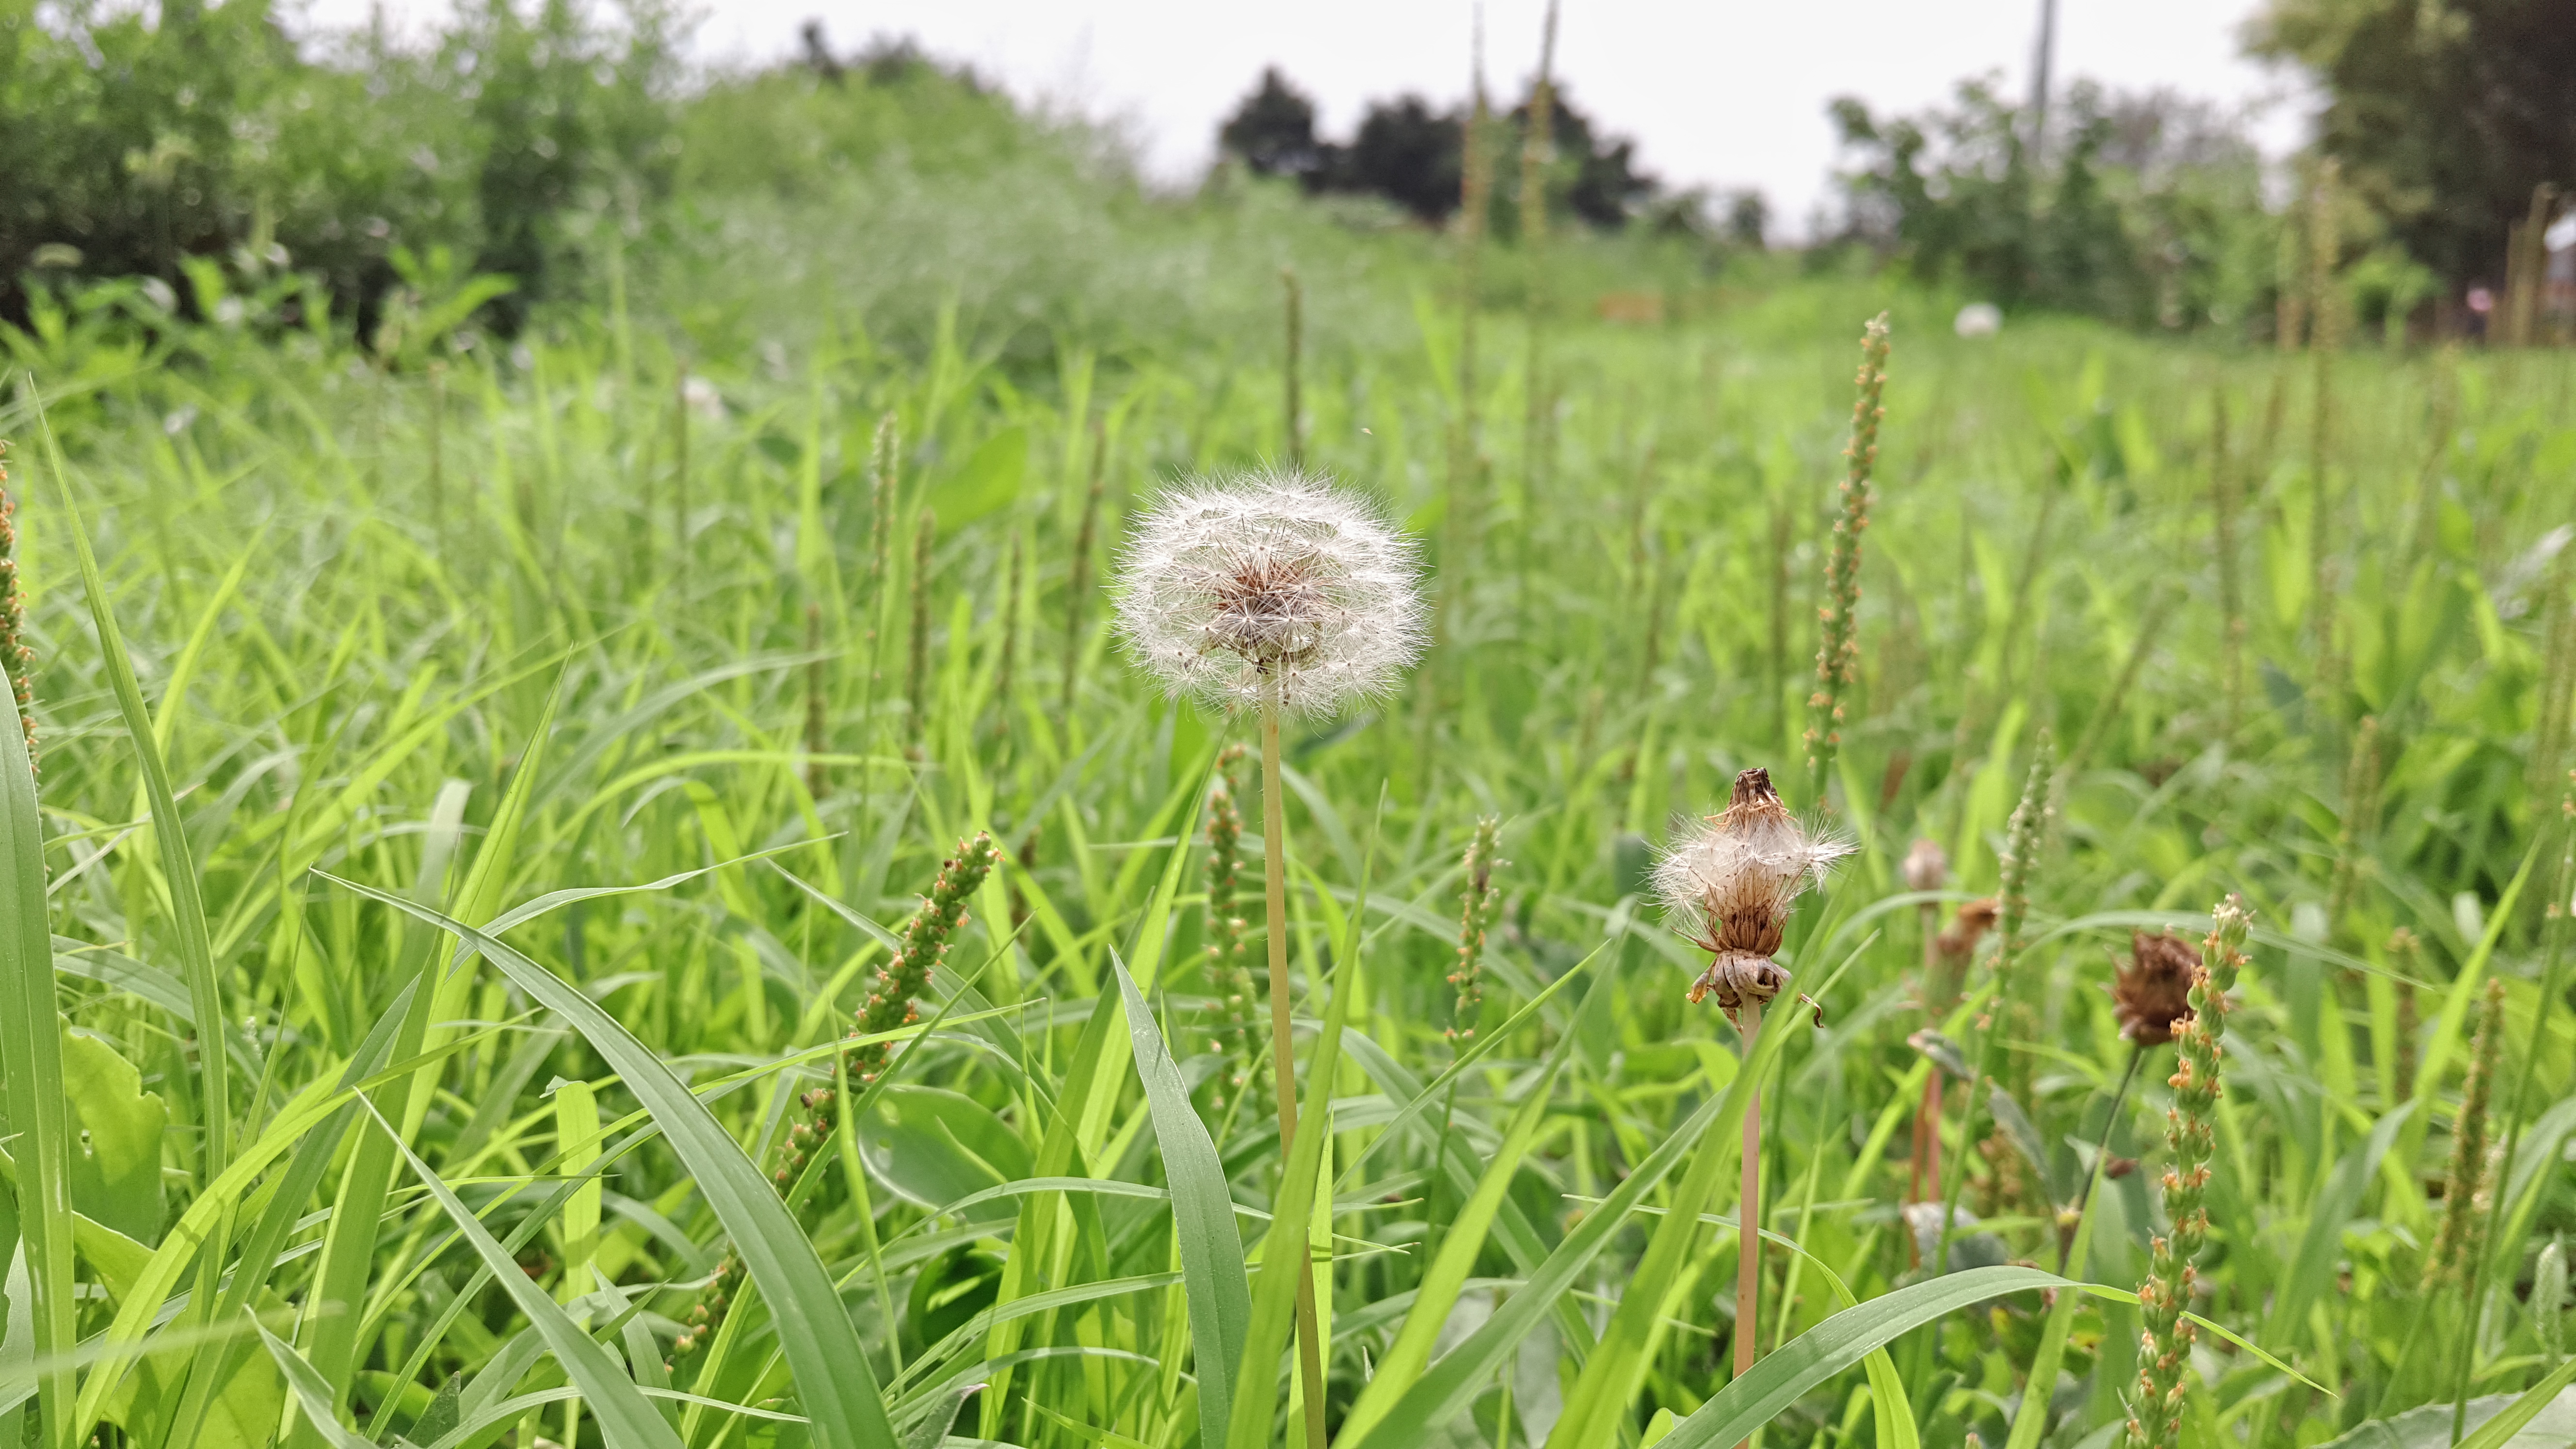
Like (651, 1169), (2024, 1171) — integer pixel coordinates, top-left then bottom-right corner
(302, 0), (2317, 236)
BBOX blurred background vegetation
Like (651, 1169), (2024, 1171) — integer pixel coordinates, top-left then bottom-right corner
(3, 0), (2570, 358)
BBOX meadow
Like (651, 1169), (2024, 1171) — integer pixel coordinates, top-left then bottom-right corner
(0, 146), (2572, 1449)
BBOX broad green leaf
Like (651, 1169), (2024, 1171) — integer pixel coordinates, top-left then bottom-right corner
(855, 1085), (1032, 1221)
(59, 1029), (164, 1245)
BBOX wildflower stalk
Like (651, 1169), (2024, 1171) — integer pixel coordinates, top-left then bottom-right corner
(804, 603), (829, 799)
(1204, 745), (1255, 1115)
(673, 835), (1002, 1361)
(1519, 0), (1559, 498)
(1282, 268), (1304, 468)
(1062, 425), (1106, 716)
(2327, 715), (2381, 940)
(1805, 313), (1892, 801)
(2426, 977), (2505, 1287)
(2448, 771), (2576, 1433)
(2208, 392), (2247, 742)
(1447, 817), (1504, 1050)
(1, 446), (35, 778)
(1995, 730), (2055, 1109)
(863, 414), (899, 741)
(673, 364), (691, 545)
(1935, 735), (2051, 1272)
(906, 507), (936, 748)
(1903, 839), (1950, 1213)
(993, 531), (1023, 740)
(2125, 895), (2253, 1449)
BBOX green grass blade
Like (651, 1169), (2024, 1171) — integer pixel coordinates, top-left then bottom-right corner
(2456, 1355), (2576, 1449)
(258, 1316), (394, 1449)
(1112, 950), (1249, 1449)
(321, 874), (899, 1449)
(1661, 1268), (2073, 1449)
(361, 1107), (684, 1449)
(1337, 1014), (1576, 1447)
(0, 615), (75, 1449)
(34, 401), (236, 1181)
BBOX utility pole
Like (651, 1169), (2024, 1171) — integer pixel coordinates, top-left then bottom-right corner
(2027, 0), (2058, 163)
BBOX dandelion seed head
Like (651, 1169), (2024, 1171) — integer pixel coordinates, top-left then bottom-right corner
(1654, 767), (1852, 963)
(2112, 929), (2200, 1047)
(1113, 468), (1425, 717)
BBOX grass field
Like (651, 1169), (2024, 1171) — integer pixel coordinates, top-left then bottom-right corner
(0, 227), (2572, 1449)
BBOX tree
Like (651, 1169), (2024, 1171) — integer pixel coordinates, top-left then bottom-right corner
(1218, 67), (1328, 182)
(1335, 96), (1462, 222)
(2249, 0), (2576, 285)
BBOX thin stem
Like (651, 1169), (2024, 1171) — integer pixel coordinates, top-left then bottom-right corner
(1736, 994), (1764, 1449)
(2059, 1044), (2146, 1275)
(1261, 699), (1330, 1449)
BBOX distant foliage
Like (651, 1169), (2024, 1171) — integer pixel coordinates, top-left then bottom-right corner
(1830, 80), (2272, 329)
(1215, 66), (1663, 231)
(0, 0), (680, 332)
(2250, 0), (2576, 286)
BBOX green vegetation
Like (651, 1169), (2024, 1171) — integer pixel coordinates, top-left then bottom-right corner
(2, 16), (2575, 1449)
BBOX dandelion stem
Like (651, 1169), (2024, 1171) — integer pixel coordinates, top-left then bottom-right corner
(1261, 696), (1330, 1449)
(1736, 995), (1764, 1421)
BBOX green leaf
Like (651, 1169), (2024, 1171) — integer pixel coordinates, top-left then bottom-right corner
(934, 425), (1027, 528)
(2312, 1387), (2576, 1449)
(319, 873), (899, 1449)
(2455, 1358), (2576, 1449)
(855, 1086), (1033, 1221)
(59, 1029), (165, 1245)
(1113, 950), (1250, 1449)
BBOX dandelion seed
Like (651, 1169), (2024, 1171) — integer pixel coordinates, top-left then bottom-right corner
(1113, 469), (1426, 718)
(1655, 766), (1852, 1022)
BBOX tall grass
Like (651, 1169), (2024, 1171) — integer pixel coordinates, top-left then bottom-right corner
(0, 249), (2571, 1449)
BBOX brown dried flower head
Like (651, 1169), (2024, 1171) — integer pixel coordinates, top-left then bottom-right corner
(1655, 767), (1853, 1022)
(1902, 837), (1949, 894)
(1934, 898), (1999, 970)
(2112, 929), (2200, 1047)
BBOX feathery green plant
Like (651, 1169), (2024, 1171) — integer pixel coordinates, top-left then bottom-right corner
(1446, 816), (1504, 1048)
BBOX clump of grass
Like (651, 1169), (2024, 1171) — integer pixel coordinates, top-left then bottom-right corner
(1805, 312), (1892, 799)
(2127, 895), (2253, 1449)
(2424, 977), (2506, 1287)
(673, 833), (1001, 1359)
(1446, 816), (1504, 1048)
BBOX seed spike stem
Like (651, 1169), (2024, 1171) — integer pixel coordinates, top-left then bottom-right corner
(2447, 773), (2574, 1441)
(1261, 696), (1329, 1449)
(1735, 995), (1764, 1429)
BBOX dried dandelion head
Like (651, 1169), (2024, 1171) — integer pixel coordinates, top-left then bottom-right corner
(1903, 838), (1949, 894)
(1655, 767), (1853, 1022)
(1113, 469), (1426, 717)
(2113, 929), (2199, 1047)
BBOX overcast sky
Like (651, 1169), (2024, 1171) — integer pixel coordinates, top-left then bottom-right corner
(305, 0), (2316, 235)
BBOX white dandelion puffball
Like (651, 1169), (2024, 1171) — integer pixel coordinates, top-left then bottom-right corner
(1654, 768), (1854, 966)
(1114, 469), (1427, 717)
